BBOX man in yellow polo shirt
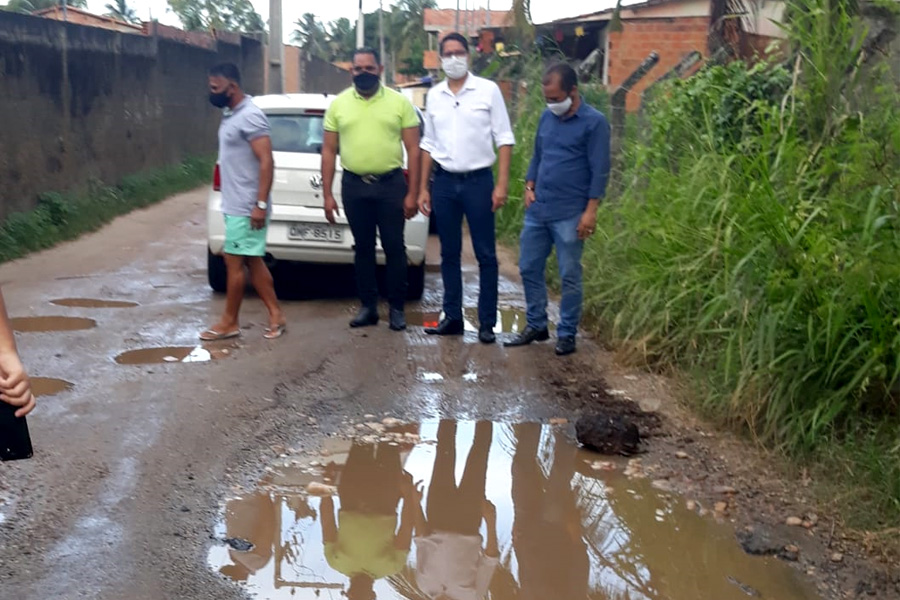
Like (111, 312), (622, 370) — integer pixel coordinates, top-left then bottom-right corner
(322, 47), (421, 331)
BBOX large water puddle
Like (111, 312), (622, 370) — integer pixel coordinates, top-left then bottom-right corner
(407, 308), (551, 334)
(208, 421), (818, 600)
(10, 316), (97, 332)
(50, 298), (139, 308)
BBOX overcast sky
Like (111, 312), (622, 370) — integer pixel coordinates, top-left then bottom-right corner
(84, 0), (617, 42)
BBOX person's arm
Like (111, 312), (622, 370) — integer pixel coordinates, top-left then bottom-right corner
(321, 130), (340, 224)
(576, 116), (612, 241)
(524, 112), (546, 209)
(249, 135), (274, 230)
(0, 289), (34, 417)
(394, 475), (422, 551)
(482, 499), (499, 558)
(320, 495), (338, 544)
(418, 99), (437, 216)
(490, 84), (516, 213)
(402, 126), (421, 220)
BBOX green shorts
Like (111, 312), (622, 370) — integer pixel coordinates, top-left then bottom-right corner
(223, 214), (268, 257)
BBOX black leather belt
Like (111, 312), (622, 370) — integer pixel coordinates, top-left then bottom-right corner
(434, 165), (492, 180)
(344, 168), (402, 184)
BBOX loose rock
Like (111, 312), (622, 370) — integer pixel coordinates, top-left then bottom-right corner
(714, 501), (728, 513)
(224, 538), (254, 552)
(786, 516), (804, 527)
(675, 451), (689, 459)
(575, 412), (640, 456)
(306, 482), (337, 496)
(830, 552), (844, 563)
(549, 418), (568, 425)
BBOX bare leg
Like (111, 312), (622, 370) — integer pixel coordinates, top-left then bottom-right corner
(205, 254), (246, 335)
(247, 257), (284, 329)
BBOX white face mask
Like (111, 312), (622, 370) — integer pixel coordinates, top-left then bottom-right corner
(441, 55), (469, 80)
(547, 96), (573, 117)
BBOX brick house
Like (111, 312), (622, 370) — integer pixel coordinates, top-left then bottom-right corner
(542, 0), (786, 110)
(423, 8), (514, 77)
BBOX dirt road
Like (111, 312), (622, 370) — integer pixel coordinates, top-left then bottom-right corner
(0, 189), (894, 600)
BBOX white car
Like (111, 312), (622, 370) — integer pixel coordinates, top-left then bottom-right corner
(207, 93), (429, 299)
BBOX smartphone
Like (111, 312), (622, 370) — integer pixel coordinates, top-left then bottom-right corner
(0, 402), (33, 461)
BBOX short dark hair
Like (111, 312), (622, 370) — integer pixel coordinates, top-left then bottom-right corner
(352, 47), (381, 65)
(543, 62), (577, 93)
(439, 32), (469, 55)
(209, 63), (241, 85)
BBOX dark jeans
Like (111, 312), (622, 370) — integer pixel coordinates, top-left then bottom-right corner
(432, 168), (498, 328)
(342, 170), (408, 310)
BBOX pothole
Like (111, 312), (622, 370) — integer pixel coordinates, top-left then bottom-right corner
(114, 346), (231, 365)
(31, 377), (74, 397)
(10, 316), (97, 332)
(208, 420), (819, 600)
(50, 298), (139, 308)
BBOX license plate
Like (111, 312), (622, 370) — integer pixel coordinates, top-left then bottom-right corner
(288, 223), (344, 243)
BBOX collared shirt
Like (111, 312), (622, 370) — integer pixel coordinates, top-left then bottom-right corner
(218, 96), (272, 217)
(415, 532), (499, 600)
(323, 85), (420, 175)
(525, 101), (611, 222)
(421, 73), (515, 173)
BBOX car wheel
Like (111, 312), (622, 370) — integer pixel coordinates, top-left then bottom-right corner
(407, 262), (425, 301)
(208, 248), (227, 293)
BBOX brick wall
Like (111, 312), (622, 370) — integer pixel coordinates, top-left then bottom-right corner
(608, 16), (709, 111)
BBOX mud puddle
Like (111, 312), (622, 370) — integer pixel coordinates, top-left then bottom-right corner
(10, 316), (97, 332)
(50, 298), (139, 308)
(114, 346), (231, 365)
(209, 420), (818, 600)
(407, 308), (550, 334)
(31, 377), (74, 397)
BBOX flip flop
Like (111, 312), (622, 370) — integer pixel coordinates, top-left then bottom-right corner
(263, 324), (286, 340)
(199, 328), (241, 341)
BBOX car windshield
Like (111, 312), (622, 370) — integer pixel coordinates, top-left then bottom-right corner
(267, 114), (325, 154)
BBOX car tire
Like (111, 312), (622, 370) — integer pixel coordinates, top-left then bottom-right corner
(208, 248), (227, 293)
(407, 262), (426, 301)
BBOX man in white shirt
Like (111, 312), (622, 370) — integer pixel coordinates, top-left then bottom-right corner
(418, 32), (516, 344)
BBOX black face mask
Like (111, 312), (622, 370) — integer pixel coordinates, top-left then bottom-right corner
(209, 91), (230, 108)
(353, 72), (379, 94)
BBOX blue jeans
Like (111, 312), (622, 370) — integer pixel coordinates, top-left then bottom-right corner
(432, 168), (498, 328)
(519, 213), (584, 339)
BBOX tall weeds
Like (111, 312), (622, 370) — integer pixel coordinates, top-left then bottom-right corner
(502, 0), (900, 526)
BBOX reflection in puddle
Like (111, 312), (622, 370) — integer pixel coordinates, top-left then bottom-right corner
(50, 298), (139, 308)
(10, 316), (97, 332)
(209, 421), (818, 600)
(407, 308), (544, 334)
(31, 377), (74, 397)
(419, 372), (444, 383)
(114, 346), (217, 365)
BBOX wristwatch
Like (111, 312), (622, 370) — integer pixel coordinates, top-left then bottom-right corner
(524, 185), (535, 192)
(256, 200), (268, 210)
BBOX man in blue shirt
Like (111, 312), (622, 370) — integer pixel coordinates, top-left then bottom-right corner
(504, 63), (611, 356)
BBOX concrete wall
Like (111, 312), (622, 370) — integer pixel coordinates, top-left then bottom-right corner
(299, 54), (351, 95)
(0, 11), (264, 220)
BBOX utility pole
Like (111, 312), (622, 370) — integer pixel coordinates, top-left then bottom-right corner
(486, 0), (491, 28)
(356, 0), (365, 49)
(379, 0), (385, 83)
(455, 0), (460, 32)
(269, 0), (283, 94)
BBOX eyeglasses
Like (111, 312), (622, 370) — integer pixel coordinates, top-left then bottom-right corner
(441, 50), (468, 58)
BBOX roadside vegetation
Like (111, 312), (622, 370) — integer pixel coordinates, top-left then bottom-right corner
(500, 0), (900, 540)
(0, 156), (214, 264)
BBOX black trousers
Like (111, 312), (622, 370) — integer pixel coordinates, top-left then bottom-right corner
(341, 170), (408, 310)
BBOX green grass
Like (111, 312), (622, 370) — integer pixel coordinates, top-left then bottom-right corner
(499, 1), (900, 535)
(0, 156), (215, 264)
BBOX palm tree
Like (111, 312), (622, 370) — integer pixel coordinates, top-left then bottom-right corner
(105, 0), (139, 23)
(327, 17), (356, 61)
(4, 0), (87, 13)
(291, 12), (330, 60)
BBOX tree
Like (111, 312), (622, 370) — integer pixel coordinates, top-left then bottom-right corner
(291, 12), (330, 59)
(105, 0), (139, 24)
(3, 0), (87, 13)
(167, 0), (265, 33)
(327, 17), (356, 61)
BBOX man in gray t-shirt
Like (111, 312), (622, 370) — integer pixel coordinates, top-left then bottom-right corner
(200, 63), (285, 342)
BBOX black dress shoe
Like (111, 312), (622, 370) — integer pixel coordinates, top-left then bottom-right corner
(555, 336), (577, 356)
(503, 326), (550, 347)
(389, 308), (407, 331)
(424, 318), (464, 336)
(478, 328), (496, 344)
(350, 306), (379, 328)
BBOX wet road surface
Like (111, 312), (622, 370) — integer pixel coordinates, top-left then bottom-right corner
(0, 189), (821, 599)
